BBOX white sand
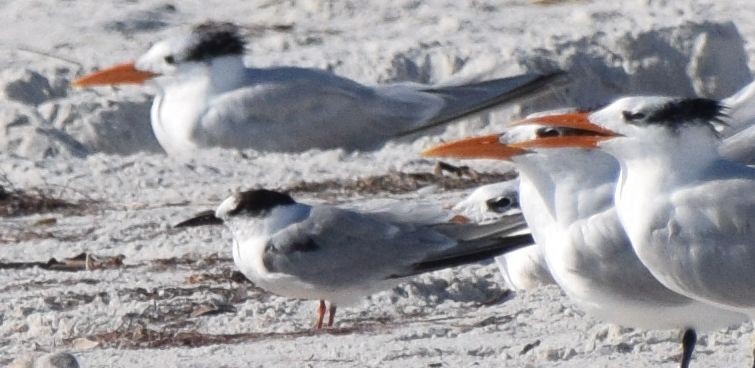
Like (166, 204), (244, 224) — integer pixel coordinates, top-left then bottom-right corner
(1, 0), (754, 366)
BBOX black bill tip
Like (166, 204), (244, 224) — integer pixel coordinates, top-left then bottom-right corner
(174, 209), (224, 228)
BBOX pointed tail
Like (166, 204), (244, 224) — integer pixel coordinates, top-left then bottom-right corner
(397, 70), (567, 137)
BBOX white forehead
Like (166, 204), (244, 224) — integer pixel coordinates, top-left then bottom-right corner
(139, 35), (190, 59)
(453, 179), (519, 213)
(215, 193), (240, 218)
(500, 108), (581, 144)
(595, 96), (675, 117)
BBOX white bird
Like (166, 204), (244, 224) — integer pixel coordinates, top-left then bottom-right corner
(512, 97), (755, 322)
(72, 21), (562, 157)
(175, 189), (533, 329)
(423, 122), (747, 368)
(452, 179), (555, 291)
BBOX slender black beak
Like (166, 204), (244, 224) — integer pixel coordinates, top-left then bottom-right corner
(174, 210), (224, 228)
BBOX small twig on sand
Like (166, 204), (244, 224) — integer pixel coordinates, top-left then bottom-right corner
(12, 45), (85, 73)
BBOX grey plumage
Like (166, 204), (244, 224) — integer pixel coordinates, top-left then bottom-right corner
(254, 205), (532, 289)
(176, 189), (533, 306)
(194, 68), (564, 152)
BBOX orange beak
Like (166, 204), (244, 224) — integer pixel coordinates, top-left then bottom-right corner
(511, 111), (618, 137)
(72, 62), (158, 87)
(422, 134), (528, 160)
(509, 135), (614, 150)
(508, 111), (620, 149)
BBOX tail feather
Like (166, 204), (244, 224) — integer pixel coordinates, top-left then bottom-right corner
(431, 212), (529, 241)
(397, 71), (566, 137)
(389, 233), (534, 279)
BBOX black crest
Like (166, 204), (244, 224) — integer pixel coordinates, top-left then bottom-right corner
(186, 21), (245, 62)
(641, 98), (726, 131)
(229, 189), (296, 217)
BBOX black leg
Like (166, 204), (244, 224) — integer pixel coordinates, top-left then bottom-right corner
(327, 303), (337, 327)
(680, 328), (697, 368)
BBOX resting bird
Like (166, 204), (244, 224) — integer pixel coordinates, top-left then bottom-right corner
(72, 21), (562, 156)
(452, 179), (554, 291)
(175, 189), (533, 329)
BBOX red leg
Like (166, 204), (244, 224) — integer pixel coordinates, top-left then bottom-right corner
(314, 300), (326, 329)
(327, 303), (337, 327)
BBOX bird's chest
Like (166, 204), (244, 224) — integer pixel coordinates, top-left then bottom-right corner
(151, 83), (209, 156)
(232, 236), (270, 284)
(615, 173), (677, 267)
(232, 234), (320, 300)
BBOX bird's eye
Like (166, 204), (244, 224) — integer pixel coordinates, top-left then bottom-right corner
(622, 111), (646, 121)
(164, 55), (176, 64)
(486, 196), (515, 213)
(535, 127), (561, 138)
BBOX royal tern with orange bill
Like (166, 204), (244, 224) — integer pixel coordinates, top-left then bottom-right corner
(72, 21), (562, 156)
(510, 97), (755, 322)
(423, 121), (747, 368)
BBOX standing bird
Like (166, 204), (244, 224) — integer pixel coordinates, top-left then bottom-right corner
(72, 21), (562, 156)
(511, 97), (755, 320)
(452, 179), (555, 291)
(175, 189), (533, 329)
(423, 122), (747, 368)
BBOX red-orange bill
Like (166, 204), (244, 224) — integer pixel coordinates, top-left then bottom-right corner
(510, 135), (613, 150)
(72, 62), (157, 87)
(510, 112), (618, 137)
(422, 134), (527, 160)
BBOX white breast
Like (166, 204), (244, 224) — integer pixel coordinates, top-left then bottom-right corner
(150, 78), (210, 157)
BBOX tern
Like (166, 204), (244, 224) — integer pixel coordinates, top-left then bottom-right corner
(452, 179), (554, 291)
(72, 21), (562, 156)
(509, 97), (755, 321)
(175, 189), (534, 329)
(423, 122), (747, 368)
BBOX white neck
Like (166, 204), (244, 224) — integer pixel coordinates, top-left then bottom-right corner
(604, 126), (722, 263)
(515, 150), (617, 221)
(205, 56), (247, 94)
(149, 55), (247, 156)
(605, 126), (720, 190)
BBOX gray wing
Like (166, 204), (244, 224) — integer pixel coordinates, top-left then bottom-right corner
(395, 71), (566, 137)
(352, 200), (452, 225)
(199, 67), (562, 151)
(262, 206), (533, 288)
(567, 208), (693, 305)
(654, 163), (755, 307)
(392, 222), (533, 278)
(430, 212), (529, 240)
(261, 206), (454, 289)
(199, 67), (421, 151)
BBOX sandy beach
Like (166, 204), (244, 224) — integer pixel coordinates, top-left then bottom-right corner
(1, 0), (754, 366)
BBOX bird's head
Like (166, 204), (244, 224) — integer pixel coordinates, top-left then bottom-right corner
(73, 21), (246, 88)
(175, 189), (300, 234)
(421, 109), (608, 162)
(498, 97), (727, 159)
(452, 180), (521, 224)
